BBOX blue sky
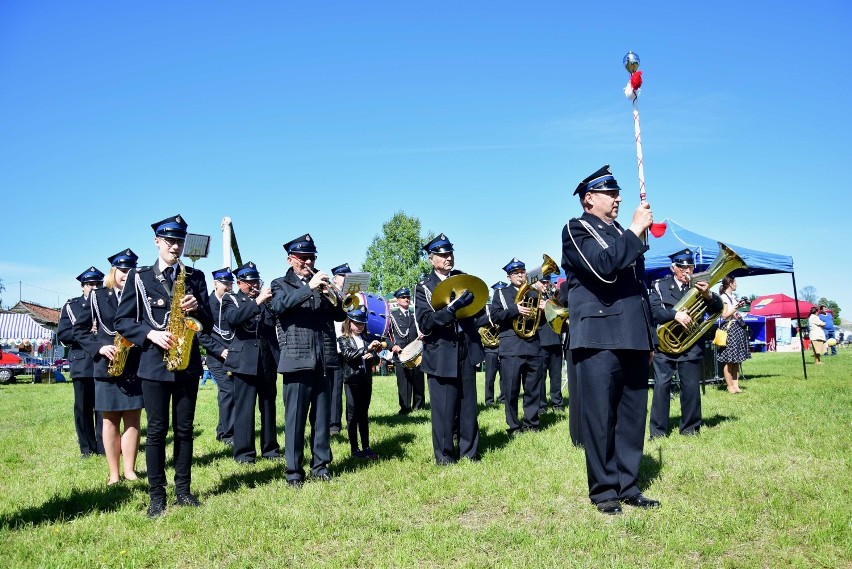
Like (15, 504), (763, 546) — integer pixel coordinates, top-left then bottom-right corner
(1, 2), (850, 319)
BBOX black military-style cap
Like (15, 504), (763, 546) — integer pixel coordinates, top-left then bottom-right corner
(394, 287), (411, 298)
(502, 257), (526, 274)
(423, 233), (453, 254)
(669, 248), (695, 266)
(234, 261), (261, 281)
(573, 165), (622, 197)
(283, 233), (318, 255)
(346, 306), (368, 324)
(76, 266), (105, 284)
(151, 214), (188, 240)
(107, 249), (138, 270)
(331, 263), (351, 276)
(212, 267), (235, 282)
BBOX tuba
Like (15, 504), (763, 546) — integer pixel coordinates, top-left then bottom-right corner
(164, 259), (203, 371)
(513, 254), (558, 339)
(107, 334), (134, 377)
(657, 242), (748, 354)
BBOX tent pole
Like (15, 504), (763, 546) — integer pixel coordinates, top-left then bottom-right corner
(791, 272), (807, 380)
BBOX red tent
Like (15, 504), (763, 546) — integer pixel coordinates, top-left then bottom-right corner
(749, 293), (815, 319)
(0, 349), (22, 364)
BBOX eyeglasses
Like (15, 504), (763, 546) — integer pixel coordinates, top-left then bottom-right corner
(290, 254), (316, 262)
(159, 237), (184, 247)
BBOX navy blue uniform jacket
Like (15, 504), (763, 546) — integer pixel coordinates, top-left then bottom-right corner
(489, 284), (542, 357)
(649, 273), (723, 361)
(114, 263), (213, 382)
(560, 213), (656, 351)
(79, 287), (140, 379)
(222, 290), (280, 375)
(58, 295), (95, 379)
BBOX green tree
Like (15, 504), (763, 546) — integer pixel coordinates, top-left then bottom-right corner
(817, 297), (841, 325)
(362, 212), (434, 296)
(799, 286), (818, 304)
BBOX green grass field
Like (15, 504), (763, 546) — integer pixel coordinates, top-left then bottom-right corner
(1, 350), (850, 568)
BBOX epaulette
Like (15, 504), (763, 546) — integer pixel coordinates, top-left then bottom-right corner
(137, 265), (153, 273)
(69, 297), (81, 305)
(185, 266), (195, 275)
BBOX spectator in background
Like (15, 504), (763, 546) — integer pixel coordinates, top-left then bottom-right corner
(808, 307), (826, 365)
(717, 276), (750, 393)
(818, 306), (836, 356)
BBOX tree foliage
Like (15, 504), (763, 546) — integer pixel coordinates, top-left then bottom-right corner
(362, 212), (434, 296)
(799, 286), (818, 304)
(817, 297), (841, 325)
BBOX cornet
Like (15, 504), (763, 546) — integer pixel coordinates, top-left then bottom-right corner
(305, 266), (346, 307)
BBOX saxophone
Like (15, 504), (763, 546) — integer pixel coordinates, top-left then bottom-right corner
(163, 259), (203, 371)
(107, 334), (134, 377)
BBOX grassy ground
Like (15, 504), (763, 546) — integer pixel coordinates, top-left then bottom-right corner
(1, 350), (850, 568)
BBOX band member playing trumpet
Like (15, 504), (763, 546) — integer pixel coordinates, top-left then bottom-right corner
(198, 267), (236, 447)
(561, 166), (658, 515)
(270, 234), (345, 486)
(390, 287), (425, 414)
(222, 262), (282, 464)
(414, 233), (490, 465)
(58, 266), (105, 458)
(80, 249), (144, 485)
(649, 249), (722, 439)
(489, 258), (545, 436)
(115, 214), (213, 517)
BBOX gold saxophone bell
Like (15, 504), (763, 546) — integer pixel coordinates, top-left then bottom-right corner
(513, 254), (559, 339)
(164, 259), (203, 372)
(657, 242), (748, 354)
(431, 274), (489, 319)
(107, 334), (134, 377)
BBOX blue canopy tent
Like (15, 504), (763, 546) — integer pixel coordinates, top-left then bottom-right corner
(643, 219), (807, 378)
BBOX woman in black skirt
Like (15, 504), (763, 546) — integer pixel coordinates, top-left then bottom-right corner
(337, 306), (383, 460)
(82, 249), (144, 484)
(717, 276), (750, 394)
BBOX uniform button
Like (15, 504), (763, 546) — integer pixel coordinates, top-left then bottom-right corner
(599, 310), (603, 314)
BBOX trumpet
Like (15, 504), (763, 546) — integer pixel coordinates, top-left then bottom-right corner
(305, 266), (346, 307)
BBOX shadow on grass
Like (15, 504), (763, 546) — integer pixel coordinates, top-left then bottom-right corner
(371, 411), (430, 427)
(638, 451), (662, 490)
(207, 462), (288, 495)
(0, 483), (137, 529)
(334, 432), (417, 474)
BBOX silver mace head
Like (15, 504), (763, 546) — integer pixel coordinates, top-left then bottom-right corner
(623, 51), (640, 73)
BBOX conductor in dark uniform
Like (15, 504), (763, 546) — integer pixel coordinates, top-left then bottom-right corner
(58, 267), (106, 458)
(482, 281), (506, 407)
(649, 249), (722, 438)
(414, 233), (490, 465)
(389, 287), (425, 413)
(561, 165), (659, 515)
(115, 214), (213, 517)
(222, 261), (281, 463)
(270, 234), (345, 486)
(489, 258), (544, 436)
(198, 267), (236, 446)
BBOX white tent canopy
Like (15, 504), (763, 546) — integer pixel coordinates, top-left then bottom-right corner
(0, 313), (54, 343)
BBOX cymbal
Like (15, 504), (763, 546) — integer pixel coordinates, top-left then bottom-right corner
(432, 274), (488, 319)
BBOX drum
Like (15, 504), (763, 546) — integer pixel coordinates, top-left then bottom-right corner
(363, 293), (390, 339)
(399, 339), (423, 369)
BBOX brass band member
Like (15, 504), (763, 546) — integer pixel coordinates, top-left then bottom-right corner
(115, 214), (213, 517)
(223, 262), (281, 463)
(561, 166), (659, 515)
(58, 267), (105, 458)
(270, 234), (345, 486)
(329, 263), (352, 436)
(538, 273), (566, 413)
(390, 287), (425, 414)
(414, 233), (490, 465)
(483, 282), (507, 407)
(649, 249), (722, 438)
(80, 249), (144, 485)
(489, 258), (545, 436)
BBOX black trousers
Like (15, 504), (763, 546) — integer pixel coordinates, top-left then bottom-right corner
(650, 354), (702, 436)
(567, 355), (582, 447)
(72, 377), (103, 454)
(141, 377), (199, 500)
(281, 366), (332, 482)
(500, 354), (543, 433)
(207, 357), (234, 441)
(344, 378), (373, 452)
(395, 362), (425, 411)
(428, 359), (479, 464)
(539, 345), (564, 410)
(483, 351), (503, 404)
(573, 348), (649, 504)
(232, 370), (279, 462)
(330, 364), (344, 432)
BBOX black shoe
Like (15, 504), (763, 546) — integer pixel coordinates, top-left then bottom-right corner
(287, 478), (304, 488)
(648, 433), (666, 441)
(176, 493), (201, 507)
(222, 438), (234, 448)
(147, 497), (167, 518)
(596, 500), (623, 515)
(621, 493), (660, 509)
(263, 453), (285, 461)
(235, 458), (256, 465)
(552, 406), (565, 413)
(313, 471), (333, 482)
(329, 427), (341, 436)
(681, 429), (700, 437)
(398, 408), (411, 415)
(80, 452), (93, 459)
